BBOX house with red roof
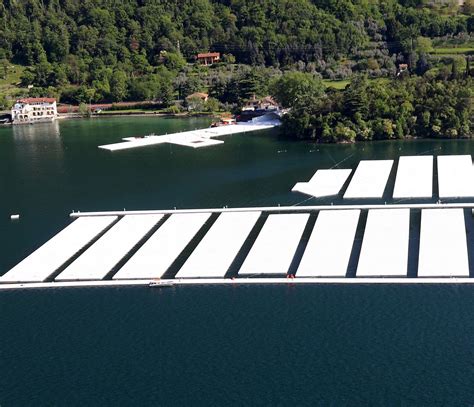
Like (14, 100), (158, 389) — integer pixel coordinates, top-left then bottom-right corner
(196, 52), (220, 65)
(11, 97), (57, 124)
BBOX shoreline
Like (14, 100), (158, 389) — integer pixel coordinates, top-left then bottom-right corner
(2, 114), (472, 145)
(0, 111), (221, 126)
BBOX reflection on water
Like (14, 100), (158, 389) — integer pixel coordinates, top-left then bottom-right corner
(11, 120), (65, 190)
(12, 120), (60, 139)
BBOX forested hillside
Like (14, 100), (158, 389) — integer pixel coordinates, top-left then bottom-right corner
(0, 0), (473, 141)
(1, 0), (473, 66)
(0, 0), (472, 103)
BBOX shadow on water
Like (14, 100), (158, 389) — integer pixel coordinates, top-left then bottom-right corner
(407, 209), (421, 278)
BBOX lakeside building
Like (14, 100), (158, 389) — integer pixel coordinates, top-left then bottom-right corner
(196, 52), (220, 65)
(11, 98), (58, 124)
(237, 96), (281, 122)
(242, 96), (280, 112)
(186, 92), (209, 102)
(185, 92), (209, 111)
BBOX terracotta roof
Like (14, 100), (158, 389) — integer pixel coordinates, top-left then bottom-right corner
(260, 96), (278, 105)
(18, 98), (56, 104)
(186, 92), (209, 100)
(197, 52), (220, 58)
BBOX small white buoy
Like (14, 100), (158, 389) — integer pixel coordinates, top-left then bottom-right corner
(10, 214), (20, 220)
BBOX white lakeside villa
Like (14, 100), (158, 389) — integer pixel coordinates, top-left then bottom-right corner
(11, 97), (58, 124)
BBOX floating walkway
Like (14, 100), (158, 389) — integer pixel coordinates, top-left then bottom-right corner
(0, 216), (118, 283)
(297, 210), (360, 277)
(3, 202), (474, 290)
(437, 155), (474, 198)
(292, 169), (352, 198)
(114, 213), (211, 280)
(98, 122), (279, 151)
(418, 208), (469, 277)
(357, 209), (410, 277)
(344, 160), (393, 199)
(176, 212), (261, 278)
(239, 214), (309, 276)
(4, 154), (474, 290)
(393, 156), (433, 199)
(55, 214), (163, 281)
(293, 155), (474, 200)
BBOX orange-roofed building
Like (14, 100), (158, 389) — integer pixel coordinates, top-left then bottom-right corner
(11, 97), (58, 124)
(196, 52), (220, 65)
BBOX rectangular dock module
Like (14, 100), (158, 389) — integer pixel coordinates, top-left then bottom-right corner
(297, 210), (360, 277)
(292, 169), (352, 198)
(343, 160), (393, 199)
(0, 216), (118, 283)
(418, 208), (469, 277)
(113, 212), (211, 280)
(175, 211), (261, 278)
(393, 156), (433, 199)
(437, 155), (474, 198)
(238, 214), (310, 275)
(55, 214), (163, 281)
(357, 209), (410, 277)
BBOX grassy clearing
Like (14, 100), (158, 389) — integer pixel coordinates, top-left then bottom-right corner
(323, 79), (350, 89)
(322, 78), (390, 90)
(0, 64), (26, 98)
(431, 47), (474, 55)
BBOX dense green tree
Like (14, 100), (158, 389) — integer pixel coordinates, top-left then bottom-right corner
(281, 76), (473, 141)
(110, 70), (128, 102)
(181, 76), (204, 98)
(464, 0), (474, 14)
(0, 94), (9, 109)
(128, 72), (173, 103)
(159, 52), (186, 72)
(236, 71), (266, 101)
(0, 59), (8, 79)
(270, 72), (324, 108)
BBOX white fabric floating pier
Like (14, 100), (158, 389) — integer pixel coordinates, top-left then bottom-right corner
(7, 201), (474, 289)
(297, 210), (360, 277)
(292, 169), (352, 198)
(239, 214), (309, 275)
(99, 123), (278, 151)
(418, 208), (469, 277)
(113, 213), (211, 280)
(437, 155), (474, 198)
(343, 160), (393, 199)
(6, 277), (474, 291)
(0, 216), (117, 283)
(176, 212), (261, 278)
(393, 156), (433, 199)
(56, 214), (163, 281)
(357, 209), (410, 277)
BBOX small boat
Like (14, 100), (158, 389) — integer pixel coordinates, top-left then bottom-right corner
(210, 117), (236, 127)
(149, 280), (175, 288)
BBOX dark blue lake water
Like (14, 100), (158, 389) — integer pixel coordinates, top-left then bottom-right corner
(1, 117), (474, 405)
